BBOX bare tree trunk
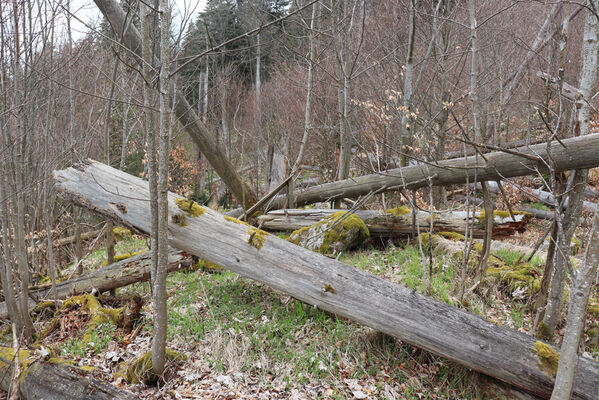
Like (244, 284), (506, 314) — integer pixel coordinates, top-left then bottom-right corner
(289, 1), (318, 208)
(550, 3), (599, 397)
(468, 0), (493, 278)
(11, 0), (34, 341)
(541, 5), (593, 339)
(400, 0), (416, 167)
(141, 0), (159, 288)
(151, 0), (171, 377)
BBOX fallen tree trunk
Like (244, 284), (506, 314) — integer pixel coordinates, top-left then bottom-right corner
(0, 347), (134, 399)
(271, 133), (599, 209)
(482, 181), (597, 213)
(53, 160), (599, 400)
(257, 208), (530, 239)
(93, 0), (257, 209)
(0, 249), (194, 319)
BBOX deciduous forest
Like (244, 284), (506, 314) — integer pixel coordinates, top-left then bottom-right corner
(1, 0), (599, 399)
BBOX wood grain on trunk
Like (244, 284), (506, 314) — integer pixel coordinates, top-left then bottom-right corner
(53, 161), (599, 400)
(257, 208), (530, 238)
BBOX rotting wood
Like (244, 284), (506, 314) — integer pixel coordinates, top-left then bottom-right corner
(53, 160), (599, 400)
(257, 208), (530, 239)
(0, 249), (193, 319)
(267, 133), (599, 209)
(0, 347), (135, 399)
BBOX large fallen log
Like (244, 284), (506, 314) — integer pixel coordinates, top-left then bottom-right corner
(53, 161), (599, 400)
(0, 249), (194, 319)
(0, 347), (135, 399)
(257, 208), (530, 239)
(269, 133), (599, 209)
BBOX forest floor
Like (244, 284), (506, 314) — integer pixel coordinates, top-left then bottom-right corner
(2, 208), (599, 399)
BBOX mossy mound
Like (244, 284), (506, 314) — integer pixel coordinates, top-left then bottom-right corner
(115, 349), (186, 384)
(288, 211), (369, 255)
(589, 301), (599, 318)
(113, 226), (132, 241)
(486, 257), (540, 293)
(102, 250), (147, 266)
(532, 341), (559, 377)
(38, 294), (124, 344)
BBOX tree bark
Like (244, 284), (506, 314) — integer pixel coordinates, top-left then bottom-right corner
(0, 349), (135, 399)
(257, 208), (530, 239)
(92, 0), (257, 210)
(267, 132), (599, 209)
(54, 160), (599, 400)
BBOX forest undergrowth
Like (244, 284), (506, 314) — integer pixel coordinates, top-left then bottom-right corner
(3, 216), (598, 400)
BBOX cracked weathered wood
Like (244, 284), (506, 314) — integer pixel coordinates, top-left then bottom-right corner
(53, 160), (599, 399)
(271, 133), (599, 209)
(257, 208), (530, 239)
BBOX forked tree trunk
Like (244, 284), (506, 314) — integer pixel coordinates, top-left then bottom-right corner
(53, 161), (599, 400)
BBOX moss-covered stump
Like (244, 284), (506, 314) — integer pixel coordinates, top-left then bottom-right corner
(288, 211), (369, 255)
(38, 294), (124, 344)
(115, 349), (185, 384)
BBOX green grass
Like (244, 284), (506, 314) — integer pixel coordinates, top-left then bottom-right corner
(61, 322), (117, 357)
(159, 243), (482, 398)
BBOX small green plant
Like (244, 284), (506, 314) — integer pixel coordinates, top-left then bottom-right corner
(61, 338), (86, 358)
(61, 322), (116, 357)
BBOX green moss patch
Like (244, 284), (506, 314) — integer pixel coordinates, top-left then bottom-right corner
(115, 349), (186, 384)
(174, 198), (205, 217)
(38, 294), (124, 346)
(476, 210), (530, 223)
(197, 259), (225, 272)
(102, 250), (147, 266)
(113, 226), (132, 241)
(224, 215), (250, 226)
(172, 213), (188, 227)
(288, 211), (369, 255)
(385, 206), (411, 217)
(248, 227), (268, 250)
(532, 341), (559, 377)
(589, 303), (599, 318)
